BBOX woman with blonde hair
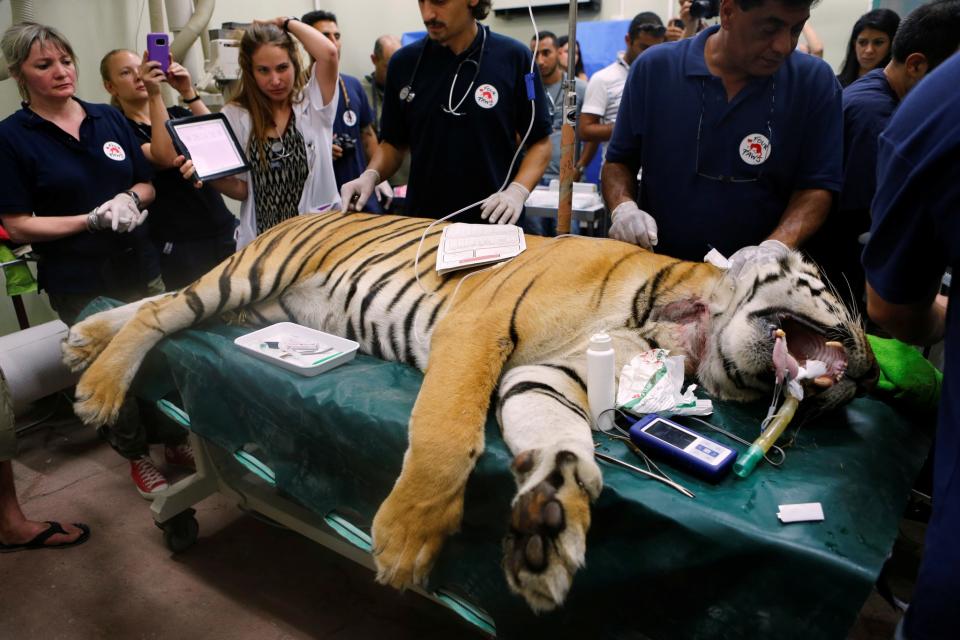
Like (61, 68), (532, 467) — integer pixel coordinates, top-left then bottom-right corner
(0, 21), (160, 539)
(180, 16), (339, 248)
(99, 48), (236, 289)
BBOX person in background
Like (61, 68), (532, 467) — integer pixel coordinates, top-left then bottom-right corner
(795, 22), (823, 57)
(580, 13), (665, 153)
(528, 30), (597, 236)
(836, 8), (900, 88)
(361, 34), (410, 210)
(100, 49), (236, 290)
(0, 370), (89, 551)
(863, 51), (960, 640)
(302, 10), (392, 213)
(556, 35), (586, 81)
(666, 1), (707, 41)
(603, 0), (841, 262)
(178, 17), (339, 249)
(340, 0), (551, 227)
(0, 22), (172, 498)
(809, 0), (960, 308)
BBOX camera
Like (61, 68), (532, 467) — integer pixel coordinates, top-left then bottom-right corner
(689, 0), (720, 20)
(332, 132), (356, 154)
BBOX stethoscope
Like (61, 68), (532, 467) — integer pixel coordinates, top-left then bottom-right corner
(399, 24), (488, 117)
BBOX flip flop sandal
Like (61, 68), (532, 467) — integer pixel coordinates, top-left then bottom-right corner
(0, 521), (91, 553)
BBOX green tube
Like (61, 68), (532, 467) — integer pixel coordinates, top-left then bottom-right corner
(734, 444), (766, 478)
(734, 395), (800, 479)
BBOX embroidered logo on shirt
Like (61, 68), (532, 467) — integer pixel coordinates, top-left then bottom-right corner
(475, 84), (499, 109)
(739, 134), (771, 165)
(103, 141), (126, 161)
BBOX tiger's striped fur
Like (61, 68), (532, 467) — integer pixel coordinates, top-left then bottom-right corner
(63, 211), (876, 612)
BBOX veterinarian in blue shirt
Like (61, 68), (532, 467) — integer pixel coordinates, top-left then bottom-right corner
(807, 1), (960, 308)
(864, 52), (960, 640)
(339, 0), (552, 225)
(0, 98), (159, 323)
(603, 0), (842, 262)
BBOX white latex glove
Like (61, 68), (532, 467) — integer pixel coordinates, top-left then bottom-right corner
(375, 180), (394, 210)
(340, 169), (379, 212)
(480, 182), (529, 225)
(726, 239), (791, 280)
(608, 201), (658, 249)
(87, 192), (149, 233)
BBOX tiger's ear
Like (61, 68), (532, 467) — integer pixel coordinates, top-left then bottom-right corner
(653, 299), (707, 325)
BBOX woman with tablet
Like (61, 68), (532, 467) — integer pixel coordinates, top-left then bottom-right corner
(178, 17), (340, 248)
(99, 48), (236, 289)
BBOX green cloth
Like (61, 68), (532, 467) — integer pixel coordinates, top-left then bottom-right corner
(0, 244), (36, 296)
(867, 334), (942, 410)
(84, 299), (930, 639)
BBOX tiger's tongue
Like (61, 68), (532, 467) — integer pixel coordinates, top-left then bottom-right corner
(773, 334), (799, 384)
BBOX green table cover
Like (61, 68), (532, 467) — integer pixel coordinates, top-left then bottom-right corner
(102, 299), (927, 639)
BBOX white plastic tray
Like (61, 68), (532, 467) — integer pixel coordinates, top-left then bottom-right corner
(233, 322), (359, 377)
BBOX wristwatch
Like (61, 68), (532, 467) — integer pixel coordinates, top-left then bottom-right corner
(124, 190), (143, 211)
(282, 16), (299, 32)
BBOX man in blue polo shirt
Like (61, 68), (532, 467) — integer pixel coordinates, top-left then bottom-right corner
(863, 51), (960, 640)
(603, 0), (841, 261)
(339, 0), (552, 225)
(808, 0), (960, 306)
(304, 10), (391, 214)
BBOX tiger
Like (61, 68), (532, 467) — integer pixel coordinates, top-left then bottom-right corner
(62, 210), (877, 612)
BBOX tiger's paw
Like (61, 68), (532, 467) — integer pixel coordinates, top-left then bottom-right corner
(72, 361), (129, 427)
(503, 445), (603, 612)
(62, 317), (120, 373)
(371, 475), (464, 591)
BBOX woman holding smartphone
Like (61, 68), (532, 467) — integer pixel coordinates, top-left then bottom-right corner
(100, 48), (236, 289)
(179, 16), (340, 248)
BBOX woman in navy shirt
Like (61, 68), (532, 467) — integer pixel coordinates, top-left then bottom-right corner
(0, 23), (158, 324)
(0, 23), (175, 500)
(100, 48), (236, 289)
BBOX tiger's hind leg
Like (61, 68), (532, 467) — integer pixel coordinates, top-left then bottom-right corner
(62, 294), (170, 373)
(497, 363), (603, 612)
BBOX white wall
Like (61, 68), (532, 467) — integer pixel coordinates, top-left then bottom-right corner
(0, 0), (870, 336)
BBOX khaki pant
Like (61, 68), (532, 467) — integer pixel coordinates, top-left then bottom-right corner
(0, 371), (16, 462)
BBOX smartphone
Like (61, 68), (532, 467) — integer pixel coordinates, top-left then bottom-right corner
(671, 18), (685, 29)
(146, 32), (170, 73)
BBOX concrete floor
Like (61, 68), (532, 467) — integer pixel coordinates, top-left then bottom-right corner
(2, 399), (923, 640)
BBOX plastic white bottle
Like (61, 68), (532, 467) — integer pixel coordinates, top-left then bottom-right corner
(587, 332), (616, 432)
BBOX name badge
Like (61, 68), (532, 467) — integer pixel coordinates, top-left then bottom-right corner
(740, 134), (771, 165)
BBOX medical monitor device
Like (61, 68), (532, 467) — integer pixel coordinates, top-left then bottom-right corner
(165, 113), (250, 182)
(627, 414), (737, 483)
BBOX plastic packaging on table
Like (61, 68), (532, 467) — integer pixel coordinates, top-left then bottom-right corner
(616, 349), (713, 416)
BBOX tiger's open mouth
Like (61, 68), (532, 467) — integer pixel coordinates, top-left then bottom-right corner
(768, 313), (848, 389)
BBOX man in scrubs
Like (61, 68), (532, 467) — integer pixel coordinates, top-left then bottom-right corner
(339, 0), (552, 225)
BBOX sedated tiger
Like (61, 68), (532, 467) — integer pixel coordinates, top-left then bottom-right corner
(63, 210), (877, 612)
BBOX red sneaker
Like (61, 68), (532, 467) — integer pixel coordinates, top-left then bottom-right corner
(130, 456), (169, 499)
(164, 444), (196, 470)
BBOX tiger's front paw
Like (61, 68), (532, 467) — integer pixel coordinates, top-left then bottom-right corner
(503, 445), (603, 612)
(371, 475), (464, 590)
(62, 317), (116, 372)
(72, 362), (129, 427)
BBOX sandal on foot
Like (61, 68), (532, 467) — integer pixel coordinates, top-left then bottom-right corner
(0, 521), (90, 553)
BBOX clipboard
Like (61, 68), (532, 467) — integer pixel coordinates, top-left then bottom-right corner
(165, 112), (250, 182)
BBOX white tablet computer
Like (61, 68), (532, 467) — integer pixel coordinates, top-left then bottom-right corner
(165, 112), (249, 181)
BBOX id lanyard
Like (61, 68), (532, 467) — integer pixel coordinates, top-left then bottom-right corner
(339, 76), (357, 127)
